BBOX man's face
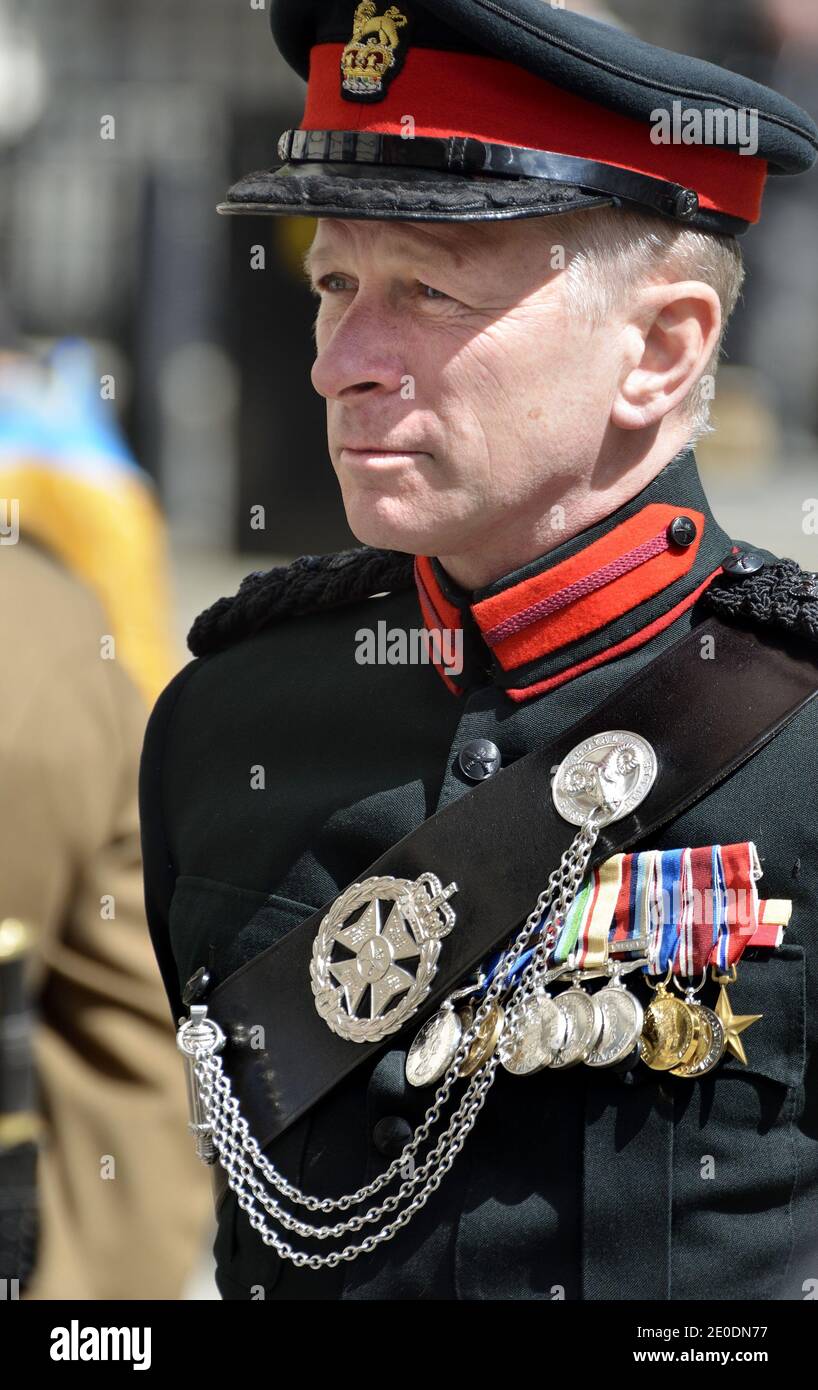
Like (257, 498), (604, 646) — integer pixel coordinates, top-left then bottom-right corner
(307, 215), (626, 562)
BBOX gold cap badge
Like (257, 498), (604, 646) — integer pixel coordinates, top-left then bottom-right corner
(341, 3), (412, 103)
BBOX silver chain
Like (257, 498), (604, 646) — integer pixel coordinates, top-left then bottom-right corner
(180, 813), (601, 1269)
(503, 813), (602, 1029)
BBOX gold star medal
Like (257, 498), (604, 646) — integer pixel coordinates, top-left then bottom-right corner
(711, 965), (762, 1065)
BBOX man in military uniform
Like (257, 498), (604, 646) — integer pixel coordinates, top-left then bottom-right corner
(139, 0), (818, 1300)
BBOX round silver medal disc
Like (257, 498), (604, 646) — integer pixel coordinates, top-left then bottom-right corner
(550, 987), (605, 1069)
(552, 730), (658, 828)
(584, 984), (645, 1067)
(539, 994), (569, 1063)
(501, 994), (567, 1076)
(405, 1007), (463, 1088)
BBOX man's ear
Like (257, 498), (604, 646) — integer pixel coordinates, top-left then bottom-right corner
(611, 281), (722, 431)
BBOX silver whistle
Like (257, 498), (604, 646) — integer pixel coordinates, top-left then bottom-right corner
(176, 1004), (226, 1164)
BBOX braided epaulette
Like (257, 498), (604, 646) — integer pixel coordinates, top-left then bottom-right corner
(699, 556), (818, 643)
(187, 545), (416, 656)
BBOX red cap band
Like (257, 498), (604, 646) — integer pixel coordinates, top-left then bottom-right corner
(302, 44), (768, 223)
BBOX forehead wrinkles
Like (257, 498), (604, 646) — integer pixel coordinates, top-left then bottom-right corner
(309, 219), (505, 276)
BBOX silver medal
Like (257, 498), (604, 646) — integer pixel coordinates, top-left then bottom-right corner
(405, 1006), (464, 1088)
(549, 985), (605, 1069)
(584, 979), (645, 1067)
(500, 993), (567, 1075)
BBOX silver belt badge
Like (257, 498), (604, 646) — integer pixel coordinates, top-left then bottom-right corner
(552, 729), (658, 828)
(311, 871), (458, 1042)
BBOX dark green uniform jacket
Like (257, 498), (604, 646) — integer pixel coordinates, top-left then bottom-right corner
(139, 448), (818, 1300)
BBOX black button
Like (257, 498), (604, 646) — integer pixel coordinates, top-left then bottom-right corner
(182, 966), (211, 1006)
(721, 549), (766, 577)
(372, 1115), (413, 1158)
(673, 188), (699, 219)
(458, 738), (501, 782)
(667, 515), (697, 547)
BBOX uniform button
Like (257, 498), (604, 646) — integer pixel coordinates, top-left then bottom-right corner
(182, 966), (211, 1005)
(458, 738), (501, 782)
(673, 188), (699, 220)
(372, 1115), (413, 1158)
(667, 515), (697, 547)
(721, 548), (766, 577)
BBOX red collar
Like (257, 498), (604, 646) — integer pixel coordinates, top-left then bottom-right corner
(413, 454), (734, 702)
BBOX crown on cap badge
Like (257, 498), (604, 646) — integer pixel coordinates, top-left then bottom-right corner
(341, 2), (411, 103)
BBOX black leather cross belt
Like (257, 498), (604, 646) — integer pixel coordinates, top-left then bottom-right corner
(198, 615), (818, 1206)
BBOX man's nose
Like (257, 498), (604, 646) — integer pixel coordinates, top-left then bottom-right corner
(310, 296), (407, 400)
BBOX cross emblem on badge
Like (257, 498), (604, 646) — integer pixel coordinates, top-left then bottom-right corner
(329, 897), (420, 1017)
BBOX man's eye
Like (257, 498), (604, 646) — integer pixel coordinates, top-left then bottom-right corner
(310, 276), (453, 301)
(312, 273), (352, 295)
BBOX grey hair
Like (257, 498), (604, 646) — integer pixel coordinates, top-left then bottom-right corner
(551, 206), (746, 441)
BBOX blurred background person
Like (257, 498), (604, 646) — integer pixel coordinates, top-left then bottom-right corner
(0, 305), (213, 1299)
(0, 3), (215, 1300)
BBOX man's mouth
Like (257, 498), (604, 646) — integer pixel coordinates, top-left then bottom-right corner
(341, 442), (425, 452)
(340, 446), (429, 462)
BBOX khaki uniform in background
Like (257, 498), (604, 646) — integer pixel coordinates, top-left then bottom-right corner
(0, 536), (211, 1299)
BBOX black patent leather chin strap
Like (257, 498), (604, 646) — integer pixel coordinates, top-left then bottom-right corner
(275, 128), (749, 235)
